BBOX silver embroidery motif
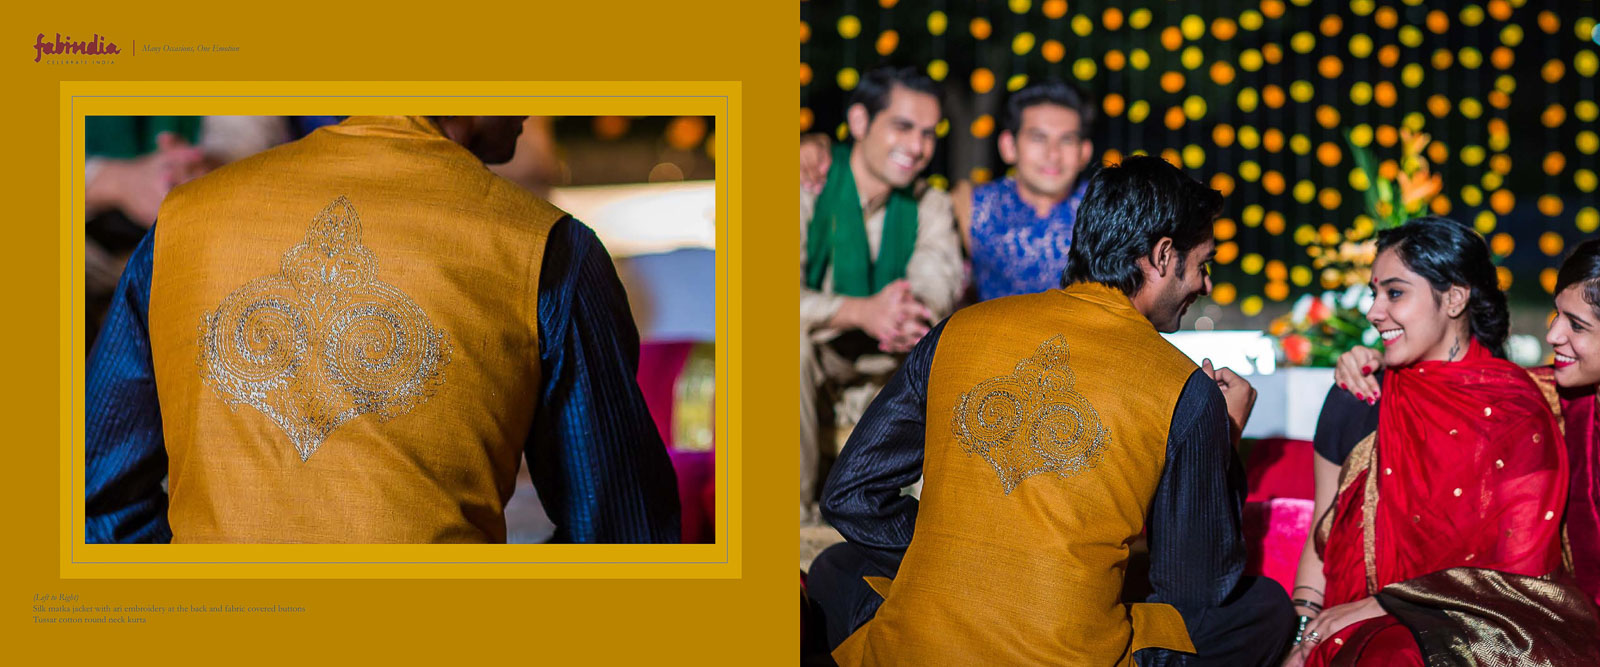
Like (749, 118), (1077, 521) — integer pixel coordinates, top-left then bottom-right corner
(951, 336), (1110, 494)
(198, 196), (451, 461)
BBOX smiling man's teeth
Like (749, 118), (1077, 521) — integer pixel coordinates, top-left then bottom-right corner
(1380, 329), (1403, 341)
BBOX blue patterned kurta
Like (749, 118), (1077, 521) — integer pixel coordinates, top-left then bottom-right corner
(968, 177), (1087, 301)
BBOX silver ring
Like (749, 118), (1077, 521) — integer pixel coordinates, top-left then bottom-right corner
(1306, 630), (1322, 644)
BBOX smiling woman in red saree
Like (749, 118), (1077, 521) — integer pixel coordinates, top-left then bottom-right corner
(1308, 341), (1587, 664)
(1290, 219), (1599, 666)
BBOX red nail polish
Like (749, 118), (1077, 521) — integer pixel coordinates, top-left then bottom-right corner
(1339, 382), (1347, 390)
(1355, 393), (1363, 400)
(1361, 366), (1372, 374)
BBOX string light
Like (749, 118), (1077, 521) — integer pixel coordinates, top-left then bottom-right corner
(795, 1), (1594, 317)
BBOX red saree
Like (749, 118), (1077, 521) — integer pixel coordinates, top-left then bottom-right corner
(1537, 367), (1600, 605)
(1566, 385), (1600, 605)
(1308, 342), (1598, 665)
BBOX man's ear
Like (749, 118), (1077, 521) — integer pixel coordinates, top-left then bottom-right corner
(998, 130), (1018, 165)
(846, 103), (871, 142)
(431, 116), (473, 146)
(1148, 236), (1176, 278)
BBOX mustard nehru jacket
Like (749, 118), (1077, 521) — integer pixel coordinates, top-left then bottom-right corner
(835, 283), (1200, 666)
(148, 116), (566, 543)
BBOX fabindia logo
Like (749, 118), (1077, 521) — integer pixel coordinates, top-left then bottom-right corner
(33, 33), (121, 63)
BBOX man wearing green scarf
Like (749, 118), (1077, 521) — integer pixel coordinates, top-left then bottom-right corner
(801, 66), (963, 522)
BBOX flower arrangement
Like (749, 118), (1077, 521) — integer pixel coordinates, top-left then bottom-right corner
(1270, 287), (1378, 367)
(1271, 127), (1442, 367)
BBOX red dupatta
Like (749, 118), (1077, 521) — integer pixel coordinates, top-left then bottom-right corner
(1559, 380), (1600, 604)
(1321, 341), (1567, 606)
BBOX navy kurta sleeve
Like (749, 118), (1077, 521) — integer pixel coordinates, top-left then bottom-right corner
(1139, 371), (1291, 667)
(1145, 370), (1248, 608)
(85, 228), (170, 544)
(85, 217), (681, 544)
(525, 217), (681, 544)
(818, 319), (946, 575)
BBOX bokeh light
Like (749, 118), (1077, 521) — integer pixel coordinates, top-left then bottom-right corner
(799, 0), (1596, 321)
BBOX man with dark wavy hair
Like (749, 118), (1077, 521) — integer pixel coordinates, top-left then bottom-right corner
(803, 79), (1098, 302)
(800, 66), (963, 522)
(811, 156), (1291, 666)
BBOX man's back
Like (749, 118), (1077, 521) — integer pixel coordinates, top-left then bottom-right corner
(148, 116), (565, 543)
(834, 284), (1200, 665)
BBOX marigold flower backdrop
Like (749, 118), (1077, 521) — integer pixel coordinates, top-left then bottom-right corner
(800, 0), (1599, 361)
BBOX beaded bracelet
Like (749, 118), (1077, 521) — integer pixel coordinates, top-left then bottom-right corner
(1293, 614), (1312, 646)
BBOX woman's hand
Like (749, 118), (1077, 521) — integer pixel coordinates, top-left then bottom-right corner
(1301, 597), (1387, 650)
(1333, 346), (1383, 404)
(1280, 637), (1314, 667)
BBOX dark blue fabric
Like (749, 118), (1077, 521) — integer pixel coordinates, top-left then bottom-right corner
(85, 216), (680, 544)
(291, 116), (344, 139)
(1138, 370), (1292, 667)
(968, 177), (1086, 301)
(85, 228), (169, 544)
(527, 217), (680, 544)
(818, 318), (945, 577)
(1145, 370), (1247, 609)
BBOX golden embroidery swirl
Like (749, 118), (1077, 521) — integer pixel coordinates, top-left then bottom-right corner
(950, 336), (1110, 494)
(198, 196), (451, 461)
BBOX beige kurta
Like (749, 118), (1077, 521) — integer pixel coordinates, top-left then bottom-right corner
(799, 179), (962, 516)
(799, 182), (963, 337)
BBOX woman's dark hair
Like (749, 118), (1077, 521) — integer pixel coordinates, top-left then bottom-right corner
(1375, 216), (1509, 358)
(1555, 238), (1600, 318)
(1060, 155), (1223, 295)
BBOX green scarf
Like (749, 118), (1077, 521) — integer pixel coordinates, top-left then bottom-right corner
(804, 144), (920, 297)
(85, 116), (202, 159)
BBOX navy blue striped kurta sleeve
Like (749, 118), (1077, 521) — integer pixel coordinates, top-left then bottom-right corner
(1137, 370), (1252, 666)
(527, 217), (682, 544)
(818, 319), (947, 575)
(85, 228), (170, 544)
(1146, 370), (1248, 608)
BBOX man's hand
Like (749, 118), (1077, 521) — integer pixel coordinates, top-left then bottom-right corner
(89, 132), (208, 226)
(1202, 358), (1257, 445)
(1333, 346), (1383, 404)
(834, 279), (932, 352)
(878, 291), (935, 354)
(800, 133), (833, 194)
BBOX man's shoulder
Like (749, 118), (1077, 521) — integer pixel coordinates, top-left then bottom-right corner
(484, 174), (570, 233)
(160, 135), (308, 209)
(912, 179), (952, 207)
(938, 291), (1072, 340)
(966, 178), (1004, 200)
(911, 180), (955, 229)
(161, 132), (569, 236)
